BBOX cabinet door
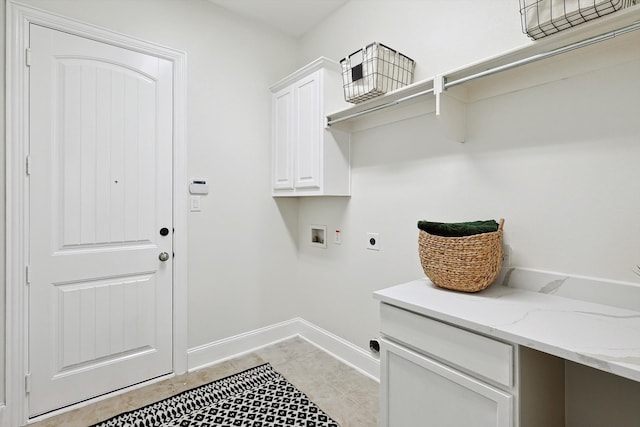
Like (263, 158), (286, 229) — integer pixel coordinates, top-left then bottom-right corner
(381, 339), (513, 427)
(272, 85), (294, 190)
(293, 70), (321, 190)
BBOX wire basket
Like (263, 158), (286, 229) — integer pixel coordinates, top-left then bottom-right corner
(520, 0), (636, 39)
(340, 42), (415, 104)
(418, 219), (505, 293)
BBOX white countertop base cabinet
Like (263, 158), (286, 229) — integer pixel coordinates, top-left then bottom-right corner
(376, 278), (640, 427)
(380, 302), (516, 427)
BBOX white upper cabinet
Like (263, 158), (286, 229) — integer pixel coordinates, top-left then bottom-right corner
(271, 58), (350, 197)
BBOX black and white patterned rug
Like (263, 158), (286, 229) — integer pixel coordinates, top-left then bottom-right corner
(92, 363), (340, 427)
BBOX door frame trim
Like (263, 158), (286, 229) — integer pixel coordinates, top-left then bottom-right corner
(5, 2), (188, 424)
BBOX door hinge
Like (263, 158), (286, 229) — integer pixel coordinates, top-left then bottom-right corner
(26, 265), (31, 285)
(26, 155), (32, 175)
(25, 373), (31, 393)
(25, 48), (32, 67)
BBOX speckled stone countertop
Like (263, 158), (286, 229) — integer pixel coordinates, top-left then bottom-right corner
(374, 277), (640, 383)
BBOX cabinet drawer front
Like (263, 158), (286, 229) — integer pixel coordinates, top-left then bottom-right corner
(380, 303), (513, 387)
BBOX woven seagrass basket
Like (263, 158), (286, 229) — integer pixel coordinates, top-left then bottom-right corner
(418, 219), (505, 292)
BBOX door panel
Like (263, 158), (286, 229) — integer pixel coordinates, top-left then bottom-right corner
(56, 60), (157, 248)
(55, 274), (155, 370)
(294, 71), (320, 189)
(28, 24), (173, 416)
(272, 86), (294, 190)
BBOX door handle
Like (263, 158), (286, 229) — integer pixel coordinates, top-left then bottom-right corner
(159, 252), (170, 262)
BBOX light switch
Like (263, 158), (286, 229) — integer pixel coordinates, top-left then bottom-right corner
(190, 196), (201, 212)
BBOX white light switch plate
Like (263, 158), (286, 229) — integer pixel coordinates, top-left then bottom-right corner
(190, 196), (201, 212)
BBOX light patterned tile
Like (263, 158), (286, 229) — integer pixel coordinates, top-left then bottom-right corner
(228, 351), (267, 372)
(27, 404), (98, 427)
(122, 379), (177, 409)
(170, 359), (239, 394)
(93, 393), (140, 425)
(255, 336), (320, 365)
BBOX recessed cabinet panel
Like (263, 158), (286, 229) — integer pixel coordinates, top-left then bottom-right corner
(272, 87), (294, 190)
(294, 72), (321, 190)
(381, 339), (513, 427)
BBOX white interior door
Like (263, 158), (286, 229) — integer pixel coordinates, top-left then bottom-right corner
(28, 23), (174, 416)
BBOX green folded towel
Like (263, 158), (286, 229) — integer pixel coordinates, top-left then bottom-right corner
(417, 220), (499, 237)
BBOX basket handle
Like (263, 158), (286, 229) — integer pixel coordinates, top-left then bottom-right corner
(347, 47), (363, 65)
(346, 42), (373, 64)
(498, 218), (505, 232)
(520, 0), (543, 16)
(346, 41), (383, 64)
(344, 43), (375, 82)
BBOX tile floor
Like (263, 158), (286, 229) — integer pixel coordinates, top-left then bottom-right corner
(26, 337), (380, 427)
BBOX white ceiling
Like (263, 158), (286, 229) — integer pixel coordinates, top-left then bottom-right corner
(207, 0), (349, 37)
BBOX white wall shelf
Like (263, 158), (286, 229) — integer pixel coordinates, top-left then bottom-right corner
(326, 79), (436, 133)
(326, 4), (640, 141)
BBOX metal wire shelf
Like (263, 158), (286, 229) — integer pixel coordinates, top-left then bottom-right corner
(326, 8), (640, 128)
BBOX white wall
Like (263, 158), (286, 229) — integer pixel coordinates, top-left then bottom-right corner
(295, 0), (640, 351)
(297, 0), (528, 81)
(9, 0), (301, 350)
(1, 0), (6, 407)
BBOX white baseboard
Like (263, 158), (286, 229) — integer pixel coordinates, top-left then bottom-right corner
(295, 319), (380, 381)
(187, 318), (380, 381)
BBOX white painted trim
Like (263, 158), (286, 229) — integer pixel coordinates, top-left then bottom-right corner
(6, 2), (187, 425)
(187, 318), (381, 382)
(269, 56), (340, 92)
(188, 319), (301, 371)
(6, 3), (31, 425)
(296, 319), (380, 381)
(169, 16), (189, 379)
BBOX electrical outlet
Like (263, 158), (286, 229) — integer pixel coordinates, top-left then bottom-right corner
(369, 338), (380, 354)
(367, 232), (380, 250)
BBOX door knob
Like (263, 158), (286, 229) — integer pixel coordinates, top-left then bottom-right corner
(159, 252), (170, 262)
